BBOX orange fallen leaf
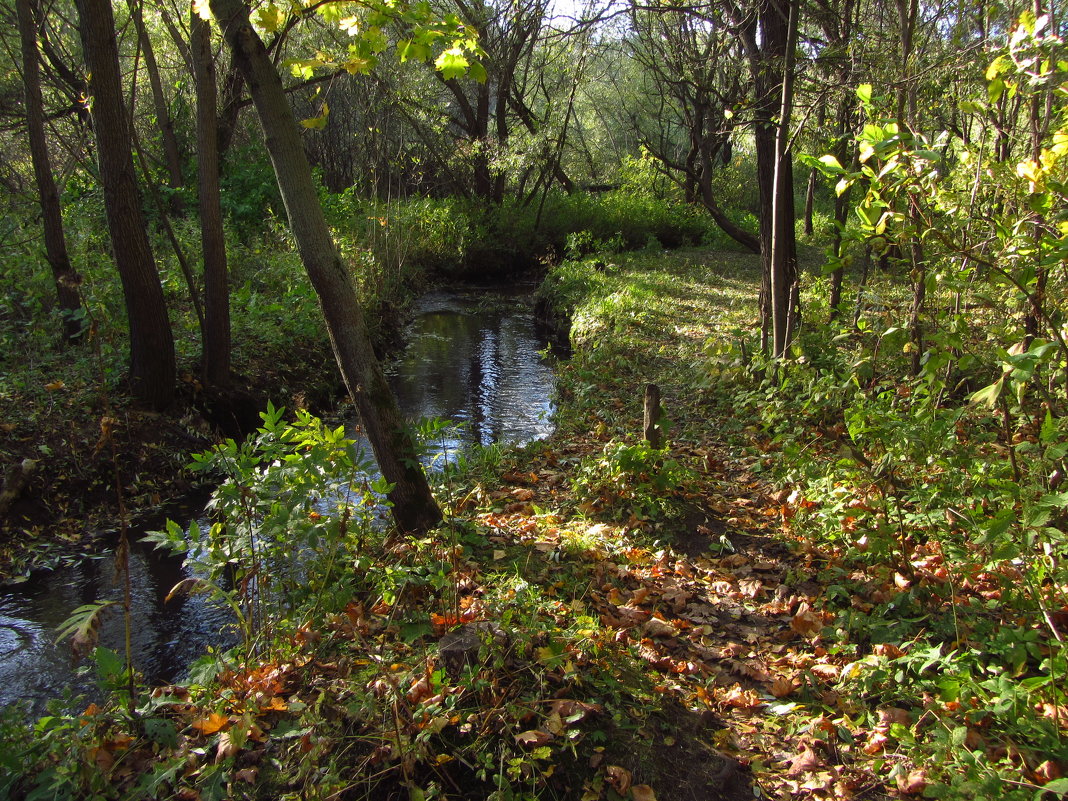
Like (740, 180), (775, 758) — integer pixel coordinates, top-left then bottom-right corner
(862, 731), (889, 754)
(191, 711), (231, 735)
(721, 683), (762, 709)
(631, 785), (657, 801)
(809, 663), (840, 681)
(1034, 760), (1062, 784)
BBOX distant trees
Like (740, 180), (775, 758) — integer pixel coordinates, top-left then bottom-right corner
(8, 0), (1067, 428)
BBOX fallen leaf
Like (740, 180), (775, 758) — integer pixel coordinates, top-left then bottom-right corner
(604, 765), (632, 794)
(515, 730), (552, 747)
(809, 663), (840, 681)
(876, 707), (911, 730)
(738, 579), (763, 598)
(215, 731), (238, 763)
(787, 743), (822, 775)
(1034, 760), (1062, 783)
(191, 711), (231, 735)
(862, 731), (889, 754)
(872, 643), (904, 658)
(721, 684), (762, 709)
(550, 699), (601, 722)
(790, 602), (822, 638)
(643, 616), (678, 638)
(631, 785), (657, 801)
(770, 676), (795, 698)
(896, 769), (928, 795)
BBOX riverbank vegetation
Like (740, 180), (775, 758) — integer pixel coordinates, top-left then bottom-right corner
(4, 0), (1068, 797)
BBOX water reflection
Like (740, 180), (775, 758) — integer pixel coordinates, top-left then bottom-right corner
(0, 531), (236, 714)
(0, 284), (556, 716)
(386, 286), (556, 450)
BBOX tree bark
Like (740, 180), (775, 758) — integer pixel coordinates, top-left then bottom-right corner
(17, 0), (84, 342)
(192, 7), (230, 387)
(77, 0), (176, 409)
(747, 0), (799, 358)
(209, 0), (441, 535)
(128, 0), (185, 208)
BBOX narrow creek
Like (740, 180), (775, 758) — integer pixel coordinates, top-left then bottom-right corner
(0, 284), (559, 715)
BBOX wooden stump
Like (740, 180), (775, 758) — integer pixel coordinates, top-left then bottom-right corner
(643, 383), (663, 449)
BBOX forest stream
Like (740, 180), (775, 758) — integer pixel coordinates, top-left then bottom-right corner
(0, 284), (559, 716)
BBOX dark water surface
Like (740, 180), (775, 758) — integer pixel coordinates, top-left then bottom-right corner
(0, 285), (557, 714)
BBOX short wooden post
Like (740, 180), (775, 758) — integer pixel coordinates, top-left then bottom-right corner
(643, 383), (663, 449)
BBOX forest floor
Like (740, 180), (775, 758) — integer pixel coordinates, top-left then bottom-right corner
(3, 246), (1052, 799)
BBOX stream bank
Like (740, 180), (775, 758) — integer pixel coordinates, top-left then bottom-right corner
(0, 282), (560, 715)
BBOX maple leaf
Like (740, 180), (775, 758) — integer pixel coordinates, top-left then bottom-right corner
(191, 712), (231, 735)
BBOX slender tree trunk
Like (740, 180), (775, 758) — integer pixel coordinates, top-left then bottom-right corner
(17, 0), (83, 342)
(896, 0), (926, 375)
(209, 0), (441, 534)
(77, 0), (175, 409)
(804, 167), (817, 236)
(127, 0), (184, 208)
(766, 0), (799, 358)
(192, 7), (230, 387)
(1024, 0), (1049, 349)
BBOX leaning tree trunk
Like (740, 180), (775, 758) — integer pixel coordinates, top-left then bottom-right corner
(208, 0), (441, 535)
(77, 0), (176, 410)
(17, 0), (83, 342)
(192, 8), (230, 388)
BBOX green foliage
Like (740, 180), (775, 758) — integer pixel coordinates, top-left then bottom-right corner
(146, 403), (389, 648)
(572, 438), (695, 522)
(219, 147), (283, 232)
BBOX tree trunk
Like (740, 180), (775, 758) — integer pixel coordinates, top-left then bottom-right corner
(756, 0), (799, 358)
(192, 7), (230, 387)
(128, 0), (184, 208)
(77, 0), (175, 409)
(209, 0), (441, 535)
(804, 167), (817, 236)
(17, 0), (83, 342)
